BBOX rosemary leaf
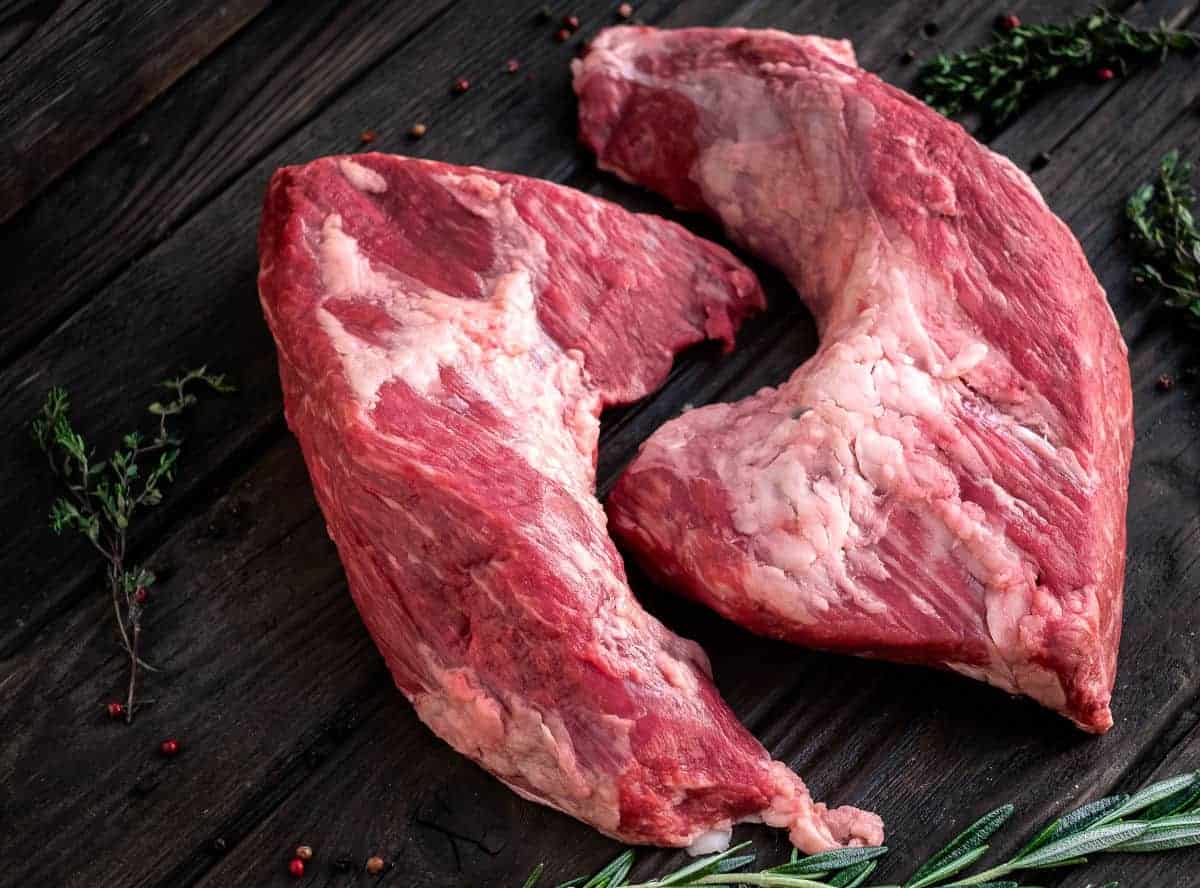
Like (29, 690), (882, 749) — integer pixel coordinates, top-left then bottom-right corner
(1014, 794), (1128, 858)
(579, 850), (635, 888)
(905, 806), (1013, 888)
(1012, 823), (1147, 868)
(906, 845), (989, 888)
(826, 861), (877, 888)
(1094, 772), (1200, 826)
(657, 843), (754, 885)
(769, 846), (887, 876)
(527, 769), (1200, 887)
(1109, 813), (1200, 853)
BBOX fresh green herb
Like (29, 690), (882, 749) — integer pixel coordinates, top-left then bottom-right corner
(915, 9), (1198, 132)
(522, 770), (1200, 887)
(32, 367), (234, 722)
(1127, 149), (1200, 319)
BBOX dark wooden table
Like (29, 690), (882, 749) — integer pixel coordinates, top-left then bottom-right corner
(2, 1), (1199, 885)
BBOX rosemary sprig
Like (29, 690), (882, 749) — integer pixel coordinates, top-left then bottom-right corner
(1127, 149), (1200, 319)
(915, 9), (1199, 132)
(32, 367), (234, 723)
(524, 770), (1200, 888)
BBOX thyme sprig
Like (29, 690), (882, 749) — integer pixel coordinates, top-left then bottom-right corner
(915, 9), (1199, 132)
(524, 770), (1200, 888)
(1127, 150), (1200, 319)
(32, 367), (234, 723)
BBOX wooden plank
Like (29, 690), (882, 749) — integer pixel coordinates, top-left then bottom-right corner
(0, 0), (457, 370)
(0, 443), (393, 887)
(0, 0), (271, 222)
(6, 0), (1200, 886)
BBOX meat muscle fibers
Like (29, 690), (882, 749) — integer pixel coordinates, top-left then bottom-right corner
(575, 27), (1132, 734)
(257, 153), (883, 851)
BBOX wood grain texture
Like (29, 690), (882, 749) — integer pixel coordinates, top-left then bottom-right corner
(0, 0), (270, 222)
(3, 0), (1200, 886)
(0, 0), (457, 369)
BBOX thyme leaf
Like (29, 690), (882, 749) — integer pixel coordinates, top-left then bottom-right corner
(915, 9), (1198, 132)
(1127, 150), (1200, 319)
(32, 367), (234, 722)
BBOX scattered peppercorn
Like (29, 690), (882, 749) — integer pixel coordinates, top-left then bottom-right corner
(106, 701), (124, 718)
(563, 14), (580, 30)
(359, 129), (377, 144)
(923, 21), (939, 37)
(900, 48), (916, 65)
(1031, 151), (1051, 171)
(506, 58), (521, 73)
(211, 837), (228, 853)
(160, 738), (180, 757)
(534, 5), (552, 22)
(295, 845), (313, 861)
(135, 586), (148, 604)
(997, 13), (1021, 31)
(1157, 373), (1175, 391)
(334, 857), (355, 872)
(288, 858), (305, 877)
(366, 856), (386, 875)
(1096, 67), (1116, 82)
(554, 26), (571, 42)
(409, 122), (427, 139)
(617, 2), (633, 18)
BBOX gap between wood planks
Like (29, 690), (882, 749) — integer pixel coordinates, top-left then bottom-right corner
(0, 0), (460, 373)
(0, 0), (1135, 379)
(0, 0), (272, 223)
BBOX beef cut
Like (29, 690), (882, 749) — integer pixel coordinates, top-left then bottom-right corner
(575, 27), (1132, 733)
(257, 153), (882, 851)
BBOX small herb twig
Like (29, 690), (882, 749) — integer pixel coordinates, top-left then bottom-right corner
(32, 367), (234, 722)
(1127, 149), (1200, 319)
(523, 770), (1200, 888)
(915, 9), (1199, 132)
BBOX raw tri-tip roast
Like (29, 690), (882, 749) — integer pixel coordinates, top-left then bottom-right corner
(257, 153), (882, 851)
(575, 27), (1132, 733)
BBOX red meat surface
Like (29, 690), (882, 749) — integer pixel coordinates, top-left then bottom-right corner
(575, 27), (1132, 733)
(257, 153), (882, 850)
